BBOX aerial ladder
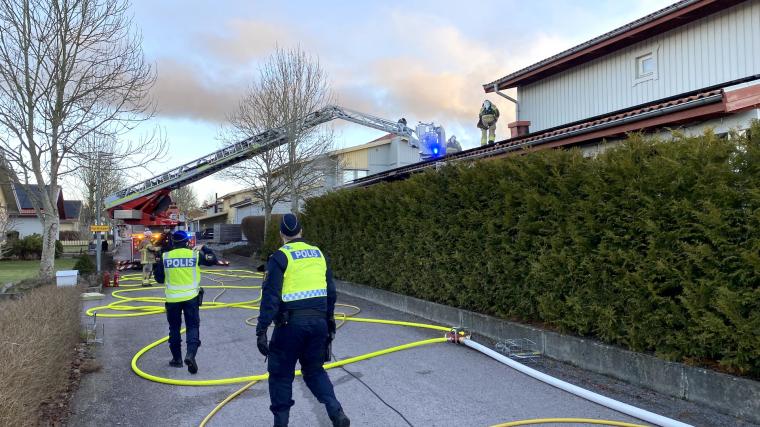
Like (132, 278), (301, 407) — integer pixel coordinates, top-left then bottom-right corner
(105, 105), (445, 229)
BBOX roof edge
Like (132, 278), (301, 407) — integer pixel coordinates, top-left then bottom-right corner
(484, 0), (745, 91)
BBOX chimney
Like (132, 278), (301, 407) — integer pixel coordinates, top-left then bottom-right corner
(508, 121), (531, 138)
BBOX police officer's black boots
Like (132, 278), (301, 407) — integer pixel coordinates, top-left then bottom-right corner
(184, 352), (198, 374)
(169, 358), (183, 368)
(330, 410), (350, 427)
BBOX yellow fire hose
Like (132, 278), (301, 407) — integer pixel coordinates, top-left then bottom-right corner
(88, 270), (650, 427)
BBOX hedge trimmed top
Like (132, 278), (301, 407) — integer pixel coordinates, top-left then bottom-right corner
(304, 122), (760, 378)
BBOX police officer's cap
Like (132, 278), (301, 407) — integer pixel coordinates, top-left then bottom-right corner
(172, 230), (190, 243)
(280, 213), (302, 237)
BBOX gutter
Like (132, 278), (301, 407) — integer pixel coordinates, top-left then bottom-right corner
(455, 92), (724, 162)
(345, 92), (724, 189)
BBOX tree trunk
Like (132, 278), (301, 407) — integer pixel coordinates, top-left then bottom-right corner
(39, 212), (59, 281)
(263, 206), (272, 245)
(290, 188), (299, 213)
(288, 134), (299, 213)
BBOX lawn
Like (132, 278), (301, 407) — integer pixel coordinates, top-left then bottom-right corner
(0, 259), (78, 285)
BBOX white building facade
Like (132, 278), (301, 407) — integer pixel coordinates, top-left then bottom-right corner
(483, 0), (760, 153)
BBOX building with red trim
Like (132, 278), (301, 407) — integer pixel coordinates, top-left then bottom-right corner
(0, 182), (82, 238)
(351, 0), (760, 187)
(483, 0), (760, 156)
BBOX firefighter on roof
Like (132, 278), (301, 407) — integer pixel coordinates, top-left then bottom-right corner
(478, 99), (500, 145)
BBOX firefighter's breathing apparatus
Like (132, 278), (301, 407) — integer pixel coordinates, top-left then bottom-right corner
(87, 270), (689, 427)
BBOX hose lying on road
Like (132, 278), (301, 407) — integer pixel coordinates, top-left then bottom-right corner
(89, 269), (690, 427)
(491, 419), (648, 427)
(465, 339), (692, 427)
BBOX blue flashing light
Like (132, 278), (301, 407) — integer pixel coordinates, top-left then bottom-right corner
(418, 128), (446, 160)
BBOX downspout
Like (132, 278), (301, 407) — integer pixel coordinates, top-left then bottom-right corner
(493, 83), (519, 120)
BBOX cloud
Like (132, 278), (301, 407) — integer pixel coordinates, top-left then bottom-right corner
(327, 15), (575, 146)
(147, 18), (322, 124)
(150, 58), (243, 123)
(197, 19), (293, 64)
(147, 10), (583, 146)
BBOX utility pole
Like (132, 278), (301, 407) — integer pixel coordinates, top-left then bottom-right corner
(95, 151), (102, 273)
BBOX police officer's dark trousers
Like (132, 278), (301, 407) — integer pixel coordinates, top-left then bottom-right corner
(268, 316), (341, 426)
(165, 295), (201, 360)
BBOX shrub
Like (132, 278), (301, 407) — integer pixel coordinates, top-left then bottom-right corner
(241, 215), (284, 254)
(0, 285), (81, 425)
(303, 122), (760, 377)
(9, 234), (42, 259)
(261, 216), (283, 260)
(241, 216), (264, 245)
(55, 240), (63, 259)
(8, 234), (63, 259)
(73, 254), (95, 274)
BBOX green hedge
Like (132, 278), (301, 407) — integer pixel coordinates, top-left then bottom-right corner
(262, 216), (283, 261)
(240, 214), (285, 260)
(304, 123), (760, 377)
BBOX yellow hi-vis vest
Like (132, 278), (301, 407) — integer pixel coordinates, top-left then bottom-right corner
(162, 248), (201, 303)
(279, 242), (327, 302)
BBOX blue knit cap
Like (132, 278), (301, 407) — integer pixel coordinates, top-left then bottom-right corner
(280, 213), (302, 237)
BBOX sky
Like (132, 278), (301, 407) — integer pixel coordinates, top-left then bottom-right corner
(102, 0), (677, 203)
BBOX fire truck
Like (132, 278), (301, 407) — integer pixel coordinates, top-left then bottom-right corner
(105, 105), (446, 269)
(114, 224), (199, 270)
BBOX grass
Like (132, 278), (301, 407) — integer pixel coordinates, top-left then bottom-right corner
(0, 259), (78, 285)
(0, 284), (81, 425)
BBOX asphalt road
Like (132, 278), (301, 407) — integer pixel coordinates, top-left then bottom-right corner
(69, 266), (701, 427)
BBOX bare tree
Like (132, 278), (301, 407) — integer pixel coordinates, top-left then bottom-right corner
(170, 185), (199, 224)
(0, 0), (163, 279)
(219, 47), (335, 244)
(73, 138), (124, 232)
(202, 192), (216, 207)
(71, 134), (165, 233)
(219, 82), (291, 239)
(257, 47), (335, 213)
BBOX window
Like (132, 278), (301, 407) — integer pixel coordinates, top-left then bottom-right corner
(636, 53), (654, 78)
(632, 46), (658, 85)
(341, 169), (369, 183)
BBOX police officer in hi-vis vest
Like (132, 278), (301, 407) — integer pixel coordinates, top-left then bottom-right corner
(256, 214), (350, 427)
(154, 230), (216, 374)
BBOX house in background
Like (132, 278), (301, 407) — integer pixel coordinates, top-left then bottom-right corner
(0, 182), (83, 238)
(482, 0), (760, 156)
(189, 198), (228, 234)
(191, 133), (420, 238)
(329, 133), (420, 187)
(60, 200), (83, 234)
(230, 133), (420, 220)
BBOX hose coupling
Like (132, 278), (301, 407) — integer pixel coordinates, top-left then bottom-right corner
(446, 327), (470, 344)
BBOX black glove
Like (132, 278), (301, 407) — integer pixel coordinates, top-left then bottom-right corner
(256, 330), (269, 356)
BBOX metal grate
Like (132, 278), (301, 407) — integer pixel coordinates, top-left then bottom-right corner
(495, 338), (541, 362)
(81, 313), (104, 345)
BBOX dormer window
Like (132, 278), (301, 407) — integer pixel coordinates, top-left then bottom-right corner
(633, 46), (658, 85)
(637, 53), (654, 77)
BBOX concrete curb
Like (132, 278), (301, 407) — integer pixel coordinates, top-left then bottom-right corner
(336, 280), (760, 423)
